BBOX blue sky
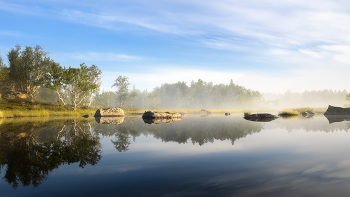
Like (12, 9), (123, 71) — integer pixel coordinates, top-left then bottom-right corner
(1, 0), (350, 93)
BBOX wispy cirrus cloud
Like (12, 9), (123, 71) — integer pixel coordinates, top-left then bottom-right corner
(51, 52), (142, 62)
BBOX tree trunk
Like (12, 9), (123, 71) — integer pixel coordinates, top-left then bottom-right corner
(55, 90), (66, 105)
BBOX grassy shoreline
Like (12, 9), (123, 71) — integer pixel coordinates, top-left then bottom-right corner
(0, 99), (328, 118)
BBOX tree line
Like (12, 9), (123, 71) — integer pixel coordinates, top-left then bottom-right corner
(1, 44), (349, 110)
(95, 77), (263, 109)
(0, 45), (101, 110)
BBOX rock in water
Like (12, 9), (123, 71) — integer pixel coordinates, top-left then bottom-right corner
(82, 115), (89, 118)
(94, 107), (125, 117)
(302, 111), (314, 118)
(324, 105), (350, 115)
(244, 113), (278, 122)
(142, 111), (182, 119)
(225, 113), (231, 116)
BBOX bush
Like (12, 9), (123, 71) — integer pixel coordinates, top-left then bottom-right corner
(278, 110), (299, 117)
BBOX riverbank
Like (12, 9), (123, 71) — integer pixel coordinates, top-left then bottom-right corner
(0, 99), (97, 118)
(0, 99), (328, 118)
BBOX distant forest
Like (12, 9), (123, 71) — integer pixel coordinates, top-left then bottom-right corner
(0, 44), (349, 109)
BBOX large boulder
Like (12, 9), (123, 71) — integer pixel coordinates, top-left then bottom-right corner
(324, 105), (350, 115)
(94, 107), (125, 117)
(142, 111), (182, 119)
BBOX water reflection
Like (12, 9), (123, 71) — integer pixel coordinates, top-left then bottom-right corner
(1, 115), (350, 194)
(95, 116), (124, 124)
(324, 115), (350, 124)
(0, 119), (101, 188)
(142, 117), (182, 124)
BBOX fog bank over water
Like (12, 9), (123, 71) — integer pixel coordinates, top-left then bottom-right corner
(92, 78), (348, 109)
(263, 90), (349, 109)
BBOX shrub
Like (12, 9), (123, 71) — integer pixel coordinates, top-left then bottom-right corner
(278, 110), (299, 117)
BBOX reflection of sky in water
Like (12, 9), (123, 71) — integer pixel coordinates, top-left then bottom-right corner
(1, 116), (350, 196)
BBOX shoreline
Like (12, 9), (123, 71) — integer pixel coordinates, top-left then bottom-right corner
(0, 107), (327, 119)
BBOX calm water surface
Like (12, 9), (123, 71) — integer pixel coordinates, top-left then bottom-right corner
(0, 115), (350, 197)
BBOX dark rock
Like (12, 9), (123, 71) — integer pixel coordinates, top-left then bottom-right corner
(82, 115), (89, 118)
(225, 113), (231, 116)
(94, 107), (125, 117)
(324, 105), (350, 115)
(302, 111), (314, 118)
(244, 113), (278, 122)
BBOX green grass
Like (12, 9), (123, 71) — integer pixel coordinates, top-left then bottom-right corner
(0, 99), (97, 118)
(278, 110), (299, 117)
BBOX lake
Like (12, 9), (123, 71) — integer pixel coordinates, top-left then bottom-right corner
(0, 114), (350, 197)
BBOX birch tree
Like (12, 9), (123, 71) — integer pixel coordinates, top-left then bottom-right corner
(64, 63), (101, 110)
(112, 76), (130, 108)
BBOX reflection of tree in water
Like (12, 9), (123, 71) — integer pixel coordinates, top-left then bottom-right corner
(148, 117), (264, 145)
(0, 120), (101, 188)
(111, 125), (131, 152)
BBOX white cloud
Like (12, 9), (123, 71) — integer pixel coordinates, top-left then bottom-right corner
(51, 52), (142, 62)
(298, 49), (323, 58)
(321, 45), (350, 64)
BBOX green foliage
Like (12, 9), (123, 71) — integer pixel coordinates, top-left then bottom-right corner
(147, 92), (160, 109)
(128, 85), (139, 108)
(94, 91), (116, 107)
(62, 63), (101, 110)
(0, 53), (8, 83)
(112, 76), (130, 107)
(7, 45), (52, 98)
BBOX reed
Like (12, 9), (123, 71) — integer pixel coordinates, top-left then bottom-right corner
(278, 110), (299, 117)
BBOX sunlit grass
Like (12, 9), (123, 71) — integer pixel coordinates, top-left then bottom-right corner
(291, 107), (314, 113)
(278, 110), (299, 117)
(0, 110), (3, 118)
(244, 111), (252, 116)
(1, 109), (97, 118)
